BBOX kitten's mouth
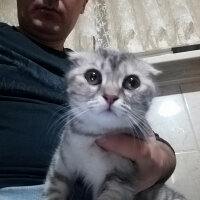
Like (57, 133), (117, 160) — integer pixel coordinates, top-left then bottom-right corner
(101, 108), (117, 117)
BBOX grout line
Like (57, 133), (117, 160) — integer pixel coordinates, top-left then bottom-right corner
(156, 77), (200, 87)
(175, 150), (199, 155)
(179, 84), (200, 151)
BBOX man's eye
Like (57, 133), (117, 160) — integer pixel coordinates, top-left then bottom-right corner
(84, 69), (102, 85)
(122, 75), (140, 90)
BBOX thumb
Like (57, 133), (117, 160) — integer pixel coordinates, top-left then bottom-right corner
(96, 135), (153, 161)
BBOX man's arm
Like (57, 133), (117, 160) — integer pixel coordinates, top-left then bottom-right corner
(96, 134), (176, 192)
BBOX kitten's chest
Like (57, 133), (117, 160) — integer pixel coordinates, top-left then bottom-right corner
(62, 134), (131, 189)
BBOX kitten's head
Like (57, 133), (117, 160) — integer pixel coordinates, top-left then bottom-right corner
(66, 49), (160, 138)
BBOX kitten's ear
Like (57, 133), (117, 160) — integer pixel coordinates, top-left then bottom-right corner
(68, 51), (94, 65)
(143, 61), (162, 76)
(68, 51), (81, 61)
(67, 51), (84, 68)
(148, 65), (162, 76)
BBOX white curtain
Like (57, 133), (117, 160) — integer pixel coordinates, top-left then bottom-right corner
(0, 0), (18, 26)
(1, 0), (200, 53)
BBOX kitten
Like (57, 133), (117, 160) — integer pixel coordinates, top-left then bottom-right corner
(43, 49), (186, 200)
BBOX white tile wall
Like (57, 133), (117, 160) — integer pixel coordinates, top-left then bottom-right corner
(181, 82), (200, 149)
(167, 151), (200, 200)
(147, 82), (200, 200)
(147, 85), (198, 153)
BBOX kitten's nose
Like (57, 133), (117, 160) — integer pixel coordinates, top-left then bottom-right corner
(103, 94), (119, 105)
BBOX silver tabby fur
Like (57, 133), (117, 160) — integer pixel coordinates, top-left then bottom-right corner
(43, 49), (186, 200)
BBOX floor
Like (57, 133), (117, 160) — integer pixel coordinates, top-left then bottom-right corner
(147, 81), (200, 200)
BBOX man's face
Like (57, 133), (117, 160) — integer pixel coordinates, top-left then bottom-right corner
(17, 0), (88, 39)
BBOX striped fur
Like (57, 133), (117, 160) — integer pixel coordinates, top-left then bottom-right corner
(43, 49), (186, 200)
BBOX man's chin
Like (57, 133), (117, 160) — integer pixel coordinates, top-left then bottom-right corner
(32, 19), (61, 33)
(33, 19), (60, 32)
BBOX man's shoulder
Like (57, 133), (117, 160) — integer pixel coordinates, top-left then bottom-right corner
(0, 22), (12, 30)
(0, 22), (18, 43)
(0, 22), (9, 27)
(0, 22), (71, 77)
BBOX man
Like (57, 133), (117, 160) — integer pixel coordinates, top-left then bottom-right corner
(0, 0), (176, 199)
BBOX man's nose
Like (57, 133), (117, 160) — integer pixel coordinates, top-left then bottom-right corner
(43, 0), (59, 8)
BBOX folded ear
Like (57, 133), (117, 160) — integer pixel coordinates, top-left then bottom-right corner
(67, 51), (81, 61)
(141, 61), (162, 77)
(67, 51), (86, 68)
(148, 65), (162, 76)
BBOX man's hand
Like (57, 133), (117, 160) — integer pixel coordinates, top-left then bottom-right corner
(96, 134), (176, 192)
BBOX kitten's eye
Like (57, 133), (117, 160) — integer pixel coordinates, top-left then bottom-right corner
(122, 75), (140, 90)
(84, 69), (102, 85)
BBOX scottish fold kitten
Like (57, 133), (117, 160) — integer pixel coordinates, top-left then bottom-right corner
(43, 49), (186, 200)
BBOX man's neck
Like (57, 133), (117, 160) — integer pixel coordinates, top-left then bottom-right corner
(34, 39), (65, 51)
(17, 27), (65, 52)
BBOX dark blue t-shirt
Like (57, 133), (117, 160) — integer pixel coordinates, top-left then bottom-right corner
(0, 23), (173, 198)
(0, 22), (71, 188)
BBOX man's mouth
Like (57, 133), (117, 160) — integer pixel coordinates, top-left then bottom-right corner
(40, 7), (59, 14)
(34, 4), (60, 14)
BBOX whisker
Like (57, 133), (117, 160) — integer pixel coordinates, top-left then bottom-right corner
(87, 100), (99, 106)
(126, 116), (143, 147)
(121, 106), (150, 140)
(46, 104), (88, 137)
(128, 115), (146, 140)
(121, 105), (150, 133)
(64, 109), (89, 127)
(125, 119), (138, 147)
(129, 111), (151, 136)
(126, 114), (141, 139)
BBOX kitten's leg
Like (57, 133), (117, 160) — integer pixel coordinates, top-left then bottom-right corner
(43, 170), (69, 200)
(135, 184), (187, 200)
(43, 148), (71, 200)
(96, 169), (136, 200)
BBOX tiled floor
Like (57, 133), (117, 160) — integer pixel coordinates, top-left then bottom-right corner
(147, 82), (200, 200)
